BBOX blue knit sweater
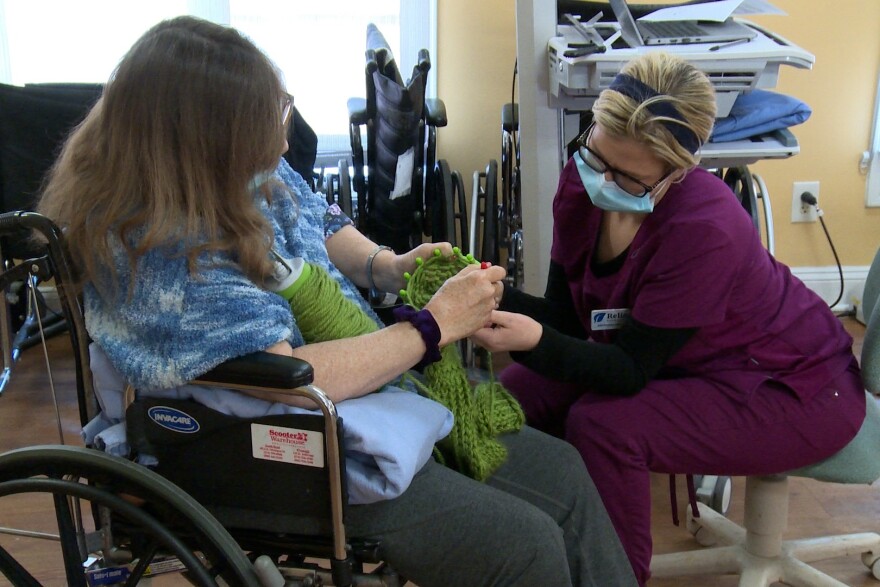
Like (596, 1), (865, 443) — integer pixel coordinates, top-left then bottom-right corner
(85, 158), (383, 391)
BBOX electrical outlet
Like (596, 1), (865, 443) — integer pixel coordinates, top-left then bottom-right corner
(791, 181), (819, 223)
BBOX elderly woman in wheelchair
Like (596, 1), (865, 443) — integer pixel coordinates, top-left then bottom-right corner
(30, 15), (637, 587)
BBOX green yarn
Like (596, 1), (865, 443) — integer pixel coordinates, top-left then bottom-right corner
(401, 247), (525, 481)
(286, 252), (524, 481)
(287, 263), (379, 342)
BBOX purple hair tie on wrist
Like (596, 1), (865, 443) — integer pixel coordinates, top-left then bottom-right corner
(393, 305), (442, 370)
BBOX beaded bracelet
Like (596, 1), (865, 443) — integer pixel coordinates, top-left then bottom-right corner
(393, 305), (442, 370)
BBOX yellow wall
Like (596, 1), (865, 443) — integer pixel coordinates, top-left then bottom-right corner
(436, 0), (880, 268)
(435, 0), (518, 213)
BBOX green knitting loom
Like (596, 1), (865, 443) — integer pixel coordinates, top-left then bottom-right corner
(398, 247), (525, 481)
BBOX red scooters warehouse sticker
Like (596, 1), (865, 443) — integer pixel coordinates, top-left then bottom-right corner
(251, 423), (324, 468)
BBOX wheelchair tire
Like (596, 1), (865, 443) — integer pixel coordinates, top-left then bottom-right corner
(432, 160), (457, 248)
(507, 228), (524, 290)
(0, 445), (262, 586)
(722, 166), (760, 233)
(451, 169), (468, 255)
(481, 160), (500, 266)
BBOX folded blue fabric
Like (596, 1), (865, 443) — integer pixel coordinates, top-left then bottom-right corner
(88, 344), (453, 505)
(710, 89), (811, 143)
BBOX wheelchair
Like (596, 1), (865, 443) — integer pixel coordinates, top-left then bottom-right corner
(468, 101), (524, 291)
(500, 103), (524, 290)
(0, 211), (404, 586)
(347, 24), (468, 257)
(713, 165), (775, 256)
(0, 83), (103, 394)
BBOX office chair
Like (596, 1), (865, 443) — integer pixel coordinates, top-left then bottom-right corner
(348, 24), (466, 256)
(0, 211), (403, 587)
(650, 247), (880, 586)
(0, 82), (103, 394)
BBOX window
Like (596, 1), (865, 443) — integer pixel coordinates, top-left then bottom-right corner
(0, 0), (436, 166)
(864, 68), (880, 207)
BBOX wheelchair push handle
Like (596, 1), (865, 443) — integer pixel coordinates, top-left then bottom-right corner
(0, 210), (64, 243)
(417, 49), (431, 74)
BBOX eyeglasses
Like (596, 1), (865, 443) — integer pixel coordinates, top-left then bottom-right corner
(281, 94), (293, 127)
(577, 124), (671, 198)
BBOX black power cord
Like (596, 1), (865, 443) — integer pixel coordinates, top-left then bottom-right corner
(800, 192), (846, 311)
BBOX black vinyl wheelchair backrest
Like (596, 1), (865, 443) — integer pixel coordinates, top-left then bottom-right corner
(365, 23), (430, 252)
(0, 83), (102, 259)
(281, 105), (320, 188)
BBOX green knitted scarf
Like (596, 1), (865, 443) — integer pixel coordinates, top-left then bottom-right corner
(286, 248), (524, 481)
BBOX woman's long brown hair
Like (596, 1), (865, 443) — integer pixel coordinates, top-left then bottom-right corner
(38, 16), (290, 293)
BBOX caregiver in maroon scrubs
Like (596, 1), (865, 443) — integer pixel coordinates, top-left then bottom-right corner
(472, 51), (865, 586)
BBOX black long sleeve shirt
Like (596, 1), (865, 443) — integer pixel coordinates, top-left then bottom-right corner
(499, 260), (695, 396)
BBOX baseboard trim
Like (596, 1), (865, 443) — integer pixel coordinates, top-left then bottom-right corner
(790, 265), (870, 322)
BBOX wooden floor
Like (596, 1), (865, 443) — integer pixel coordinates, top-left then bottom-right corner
(0, 319), (878, 585)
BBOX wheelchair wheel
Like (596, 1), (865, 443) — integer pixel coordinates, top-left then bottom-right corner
(500, 102), (519, 246)
(431, 160), (468, 252)
(721, 166), (760, 233)
(468, 161), (500, 266)
(507, 228), (524, 290)
(0, 445), (261, 586)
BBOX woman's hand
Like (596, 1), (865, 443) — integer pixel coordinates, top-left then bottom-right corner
(471, 310), (542, 353)
(424, 264), (506, 347)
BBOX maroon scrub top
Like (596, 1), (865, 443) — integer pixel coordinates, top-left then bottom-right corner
(551, 161), (856, 404)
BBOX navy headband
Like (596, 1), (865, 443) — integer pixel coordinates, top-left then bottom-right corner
(608, 73), (701, 154)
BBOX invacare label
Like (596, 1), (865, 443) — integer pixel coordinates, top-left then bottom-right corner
(251, 423), (324, 468)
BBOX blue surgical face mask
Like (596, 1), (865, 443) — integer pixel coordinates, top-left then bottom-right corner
(573, 149), (656, 214)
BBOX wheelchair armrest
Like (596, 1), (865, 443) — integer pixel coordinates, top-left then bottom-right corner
(348, 97), (369, 126)
(193, 352), (314, 390)
(425, 98), (447, 128)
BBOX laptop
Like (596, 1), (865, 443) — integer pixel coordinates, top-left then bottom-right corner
(609, 0), (757, 47)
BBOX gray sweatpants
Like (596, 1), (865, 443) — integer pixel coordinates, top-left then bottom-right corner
(345, 426), (637, 587)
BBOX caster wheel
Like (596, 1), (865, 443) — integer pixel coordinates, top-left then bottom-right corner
(695, 475), (732, 516)
(861, 552), (880, 580)
(711, 475), (732, 516)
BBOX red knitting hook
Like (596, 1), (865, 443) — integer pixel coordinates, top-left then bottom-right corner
(480, 261), (491, 270)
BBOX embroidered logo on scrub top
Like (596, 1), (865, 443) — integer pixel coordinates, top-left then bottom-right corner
(591, 309), (631, 331)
